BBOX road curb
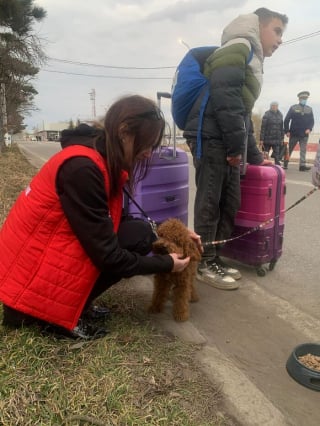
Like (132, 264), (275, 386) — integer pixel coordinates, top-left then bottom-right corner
(151, 311), (291, 426)
(129, 276), (289, 426)
(151, 309), (289, 426)
(197, 346), (288, 426)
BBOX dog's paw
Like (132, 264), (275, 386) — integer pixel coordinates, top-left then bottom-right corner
(173, 311), (189, 322)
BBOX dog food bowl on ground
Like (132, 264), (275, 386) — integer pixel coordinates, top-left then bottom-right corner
(286, 343), (320, 391)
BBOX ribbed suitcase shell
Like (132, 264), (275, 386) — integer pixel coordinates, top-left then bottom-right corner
(221, 164), (285, 275)
(126, 146), (189, 225)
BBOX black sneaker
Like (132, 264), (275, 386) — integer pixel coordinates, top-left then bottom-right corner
(70, 319), (109, 340)
(83, 305), (111, 321)
(299, 165), (311, 171)
(42, 318), (109, 340)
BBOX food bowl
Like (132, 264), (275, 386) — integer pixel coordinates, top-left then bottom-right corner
(286, 343), (320, 391)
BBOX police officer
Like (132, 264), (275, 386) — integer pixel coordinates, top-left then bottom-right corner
(283, 91), (314, 171)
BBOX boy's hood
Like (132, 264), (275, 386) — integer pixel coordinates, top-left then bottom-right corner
(221, 13), (264, 62)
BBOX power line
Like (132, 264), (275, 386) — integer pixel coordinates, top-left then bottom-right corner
(282, 30), (320, 45)
(42, 69), (172, 79)
(46, 30), (320, 71)
(41, 29), (320, 80)
(48, 57), (176, 70)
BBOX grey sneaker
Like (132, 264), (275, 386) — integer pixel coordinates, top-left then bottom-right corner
(215, 257), (242, 280)
(196, 260), (239, 290)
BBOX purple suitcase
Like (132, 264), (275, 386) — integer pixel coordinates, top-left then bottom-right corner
(220, 164), (286, 276)
(125, 92), (189, 225)
(126, 146), (189, 225)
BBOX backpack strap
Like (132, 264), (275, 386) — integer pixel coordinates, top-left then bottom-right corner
(196, 86), (210, 158)
(247, 47), (254, 64)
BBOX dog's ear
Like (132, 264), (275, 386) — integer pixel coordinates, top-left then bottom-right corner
(152, 238), (180, 255)
(152, 238), (169, 254)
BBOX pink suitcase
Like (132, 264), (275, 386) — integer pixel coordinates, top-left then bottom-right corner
(220, 164), (286, 276)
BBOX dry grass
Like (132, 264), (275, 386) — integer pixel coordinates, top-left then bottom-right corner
(0, 144), (235, 426)
(0, 145), (37, 226)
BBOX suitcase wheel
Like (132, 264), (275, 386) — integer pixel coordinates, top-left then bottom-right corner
(269, 260), (277, 271)
(256, 266), (267, 277)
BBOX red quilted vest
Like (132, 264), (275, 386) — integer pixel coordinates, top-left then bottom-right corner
(0, 145), (128, 329)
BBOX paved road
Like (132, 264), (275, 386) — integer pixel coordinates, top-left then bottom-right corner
(18, 141), (320, 426)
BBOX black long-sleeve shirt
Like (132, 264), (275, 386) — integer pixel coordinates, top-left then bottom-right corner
(56, 155), (173, 278)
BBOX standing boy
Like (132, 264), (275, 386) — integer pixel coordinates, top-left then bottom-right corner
(184, 8), (288, 290)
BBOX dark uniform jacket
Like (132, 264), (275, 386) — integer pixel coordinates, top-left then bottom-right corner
(284, 104), (314, 138)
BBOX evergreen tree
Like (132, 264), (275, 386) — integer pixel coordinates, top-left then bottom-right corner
(0, 0), (46, 152)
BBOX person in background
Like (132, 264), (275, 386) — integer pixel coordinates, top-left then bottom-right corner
(283, 91), (314, 171)
(260, 101), (284, 165)
(0, 94), (201, 340)
(184, 7), (288, 290)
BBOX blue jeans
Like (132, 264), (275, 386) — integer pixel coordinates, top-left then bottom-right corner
(189, 139), (241, 259)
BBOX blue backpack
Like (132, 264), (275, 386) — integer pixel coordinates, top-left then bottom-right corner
(171, 45), (253, 158)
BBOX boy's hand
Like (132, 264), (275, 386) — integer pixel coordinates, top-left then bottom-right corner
(227, 155), (242, 167)
(188, 230), (203, 253)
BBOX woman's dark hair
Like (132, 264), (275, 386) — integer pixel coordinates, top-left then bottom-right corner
(100, 95), (165, 197)
(254, 8), (288, 26)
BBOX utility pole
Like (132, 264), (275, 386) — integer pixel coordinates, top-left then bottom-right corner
(0, 82), (8, 153)
(89, 88), (96, 120)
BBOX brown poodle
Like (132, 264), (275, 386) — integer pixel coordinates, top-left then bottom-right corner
(148, 218), (201, 322)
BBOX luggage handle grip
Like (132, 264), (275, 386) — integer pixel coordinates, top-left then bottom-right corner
(165, 195), (176, 202)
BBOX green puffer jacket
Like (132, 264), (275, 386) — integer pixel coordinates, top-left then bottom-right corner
(184, 13), (264, 163)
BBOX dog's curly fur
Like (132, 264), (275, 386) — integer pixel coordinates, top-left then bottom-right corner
(148, 218), (201, 322)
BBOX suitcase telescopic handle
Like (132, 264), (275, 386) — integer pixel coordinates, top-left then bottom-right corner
(156, 91), (176, 158)
(156, 91), (171, 102)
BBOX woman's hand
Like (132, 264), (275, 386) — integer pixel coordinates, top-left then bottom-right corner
(260, 159), (273, 166)
(169, 253), (190, 272)
(188, 230), (203, 253)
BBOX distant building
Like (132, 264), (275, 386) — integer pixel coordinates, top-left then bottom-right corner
(34, 121), (70, 141)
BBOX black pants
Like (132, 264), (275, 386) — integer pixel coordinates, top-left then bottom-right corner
(189, 139), (241, 259)
(84, 217), (156, 308)
(263, 144), (281, 165)
(3, 218), (156, 327)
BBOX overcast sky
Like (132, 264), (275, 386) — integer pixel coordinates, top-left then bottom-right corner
(29, 0), (320, 133)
